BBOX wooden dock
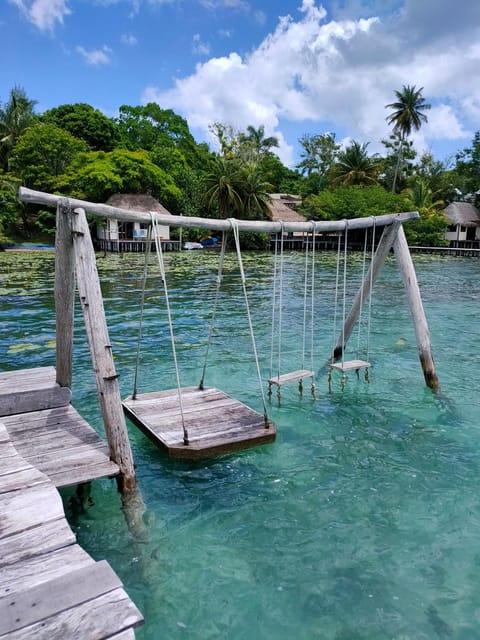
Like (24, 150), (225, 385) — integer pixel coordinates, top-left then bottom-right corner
(0, 421), (143, 639)
(123, 386), (276, 459)
(0, 367), (120, 488)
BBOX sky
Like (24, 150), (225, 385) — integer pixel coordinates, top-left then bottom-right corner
(2, 0), (480, 168)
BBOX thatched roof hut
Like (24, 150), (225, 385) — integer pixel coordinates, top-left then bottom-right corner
(444, 202), (480, 227)
(106, 193), (172, 216)
(268, 194), (305, 223)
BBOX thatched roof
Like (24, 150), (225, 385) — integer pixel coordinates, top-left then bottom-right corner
(106, 193), (172, 216)
(268, 193), (305, 223)
(444, 202), (480, 227)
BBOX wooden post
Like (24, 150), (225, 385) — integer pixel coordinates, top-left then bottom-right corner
(71, 207), (136, 490)
(54, 202), (76, 388)
(332, 220), (401, 361)
(393, 225), (439, 391)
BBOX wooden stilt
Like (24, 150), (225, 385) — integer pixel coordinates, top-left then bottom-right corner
(331, 220), (401, 362)
(55, 202), (75, 389)
(393, 225), (439, 391)
(71, 207), (136, 490)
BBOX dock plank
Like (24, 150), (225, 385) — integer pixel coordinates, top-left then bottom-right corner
(0, 519), (76, 567)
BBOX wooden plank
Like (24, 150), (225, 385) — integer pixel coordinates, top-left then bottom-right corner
(0, 544), (92, 597)
(0, 465), (48, 494)
(0, 386), (71, 417)
(330, 359), (370, 372)
(268, 369), (315, 386)
(46, 459), (120, 489)
(0, 587), (143, 640)
(0, 483), (65, 538)
(0, 367), (56, 391)
(0, 519), (76, 567)
(0, 560), (122, 636)
(107, 629), (136, 640)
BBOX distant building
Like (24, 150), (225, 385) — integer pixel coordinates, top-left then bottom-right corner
(97, 194), (178, 253)
(444, 202), (480, 248)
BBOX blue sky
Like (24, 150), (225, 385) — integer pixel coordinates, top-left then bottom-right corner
(2, 0), (480, 167)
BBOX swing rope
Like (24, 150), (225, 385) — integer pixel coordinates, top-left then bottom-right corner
(199, 229), (227, 390)
(309, 222), (316, 395)
(341, 219), (349, 368)
(151, 213), (189, 445)
(229, 219), (270, 427)
(269, 229), (280, 381)
(276, 223), (285, 381)
(132, 224), (153, 400)
(356, 224), (369, 360)
(301, 226), (310, 371)
(365, 217), (376, 366)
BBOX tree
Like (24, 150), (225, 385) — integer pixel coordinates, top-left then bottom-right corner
(380, 131), (416, 192)
(297, 133), (340, 179)
(57, 148), (182, 210)
(239, 165), (272, 219)
(202, 157), (244, 218)
(455, 131), (480, 202)
(385, 85), (431, 192)
(238, 125), (279, 160)
(0, 86), (38, 171)
(9, 123), (87, 191)
(331, 141), (380, 187)
(301, 184), (411, 221)
(42, 103), (118, 151)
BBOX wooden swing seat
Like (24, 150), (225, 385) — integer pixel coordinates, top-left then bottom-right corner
(329, 359), (370, 372)
(123, 386), (275, 459)
(268, 369), (315, 387)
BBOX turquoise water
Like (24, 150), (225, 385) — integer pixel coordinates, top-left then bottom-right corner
(1, 250), (479, 639)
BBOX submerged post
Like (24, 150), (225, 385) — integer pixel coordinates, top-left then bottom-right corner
(70, 207), (136, 490)
(54, 201), (76, 388)
(393, 225), (439, 391)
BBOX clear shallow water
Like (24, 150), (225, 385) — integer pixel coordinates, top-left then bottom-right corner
(1, 250), (479, 639)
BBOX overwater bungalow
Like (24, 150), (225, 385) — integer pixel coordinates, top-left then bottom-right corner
(95, 193), (181, 253)
(444, 201), (480, 249)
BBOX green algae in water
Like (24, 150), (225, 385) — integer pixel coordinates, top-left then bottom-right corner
(1, 251), (479, 639)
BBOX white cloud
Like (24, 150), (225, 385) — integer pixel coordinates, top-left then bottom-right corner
(192, 34), (211, 57)
(121, 33), (138, 45)
(143, 0), (479, 165)
(9, 0), (71, 31)
(76, 45), (113, 66)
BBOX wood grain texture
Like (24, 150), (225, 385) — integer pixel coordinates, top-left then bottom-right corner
(123, 386), (275, 459)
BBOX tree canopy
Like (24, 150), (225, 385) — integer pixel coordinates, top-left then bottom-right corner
(42, 103), (118, 151)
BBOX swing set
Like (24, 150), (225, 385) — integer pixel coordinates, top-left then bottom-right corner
(18, 188), (439, 477)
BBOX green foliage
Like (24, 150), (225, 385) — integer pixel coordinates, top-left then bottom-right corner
(0, 175), (21, 238)
(0, 86), (38, 171)
(9, 123), (87, 191)
(297, 133), (340, 186)
(258, 152), (302, 193)
(301, 185), (411, 220)
(403, 208), (448, 247)
(331, 141), (380, 187)
(455, 131), (480, 201)
(380, 131), (416, 192)
(57, 148), (182, 210)
(42, 103), (118, 151)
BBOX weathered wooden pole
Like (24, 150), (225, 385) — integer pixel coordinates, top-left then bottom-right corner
(71, 207), (136, 490)
(393, 225), (439, 391)
(54, 201), (76, 388)
(331, 220), (401, 361)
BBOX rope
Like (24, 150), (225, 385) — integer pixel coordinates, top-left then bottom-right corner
(199, 230), (227, 390)
(132, 223), (153, 399)
(276, 223), (285, 381)
(301, 227), (310, 370)
(309, 222), (316, 396)
(356, 224), (369, 359)
(331, 228), (342, 364)
(151, 213), (189, 445)
(341, 220), (349, 367)
(269, 231), (280, 381)
(229, 219), (270, 426)
(365, 217), (376, 365)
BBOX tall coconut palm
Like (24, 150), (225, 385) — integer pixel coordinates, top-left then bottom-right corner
(239, 125), (279, 159)
(385, 85), (431, 192)
(331, 141), (380, 187)
(0, 86), (37, 171)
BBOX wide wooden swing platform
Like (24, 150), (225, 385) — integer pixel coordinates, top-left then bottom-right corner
(123, 386), (276, 459)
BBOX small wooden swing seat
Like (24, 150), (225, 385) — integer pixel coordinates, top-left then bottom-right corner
(329, 359), (370, 372)
(268, 369), (315, 387)
(123, 386), (275, 460)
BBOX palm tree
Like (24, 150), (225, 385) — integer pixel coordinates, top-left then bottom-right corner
(203, 156), (244, 218)
(0, 86), (37, 171)
(239, 125), (279, 159)
(331, 141), (380, 187)
(240, 165), (273, 219)
(386, 85), (431, 192)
